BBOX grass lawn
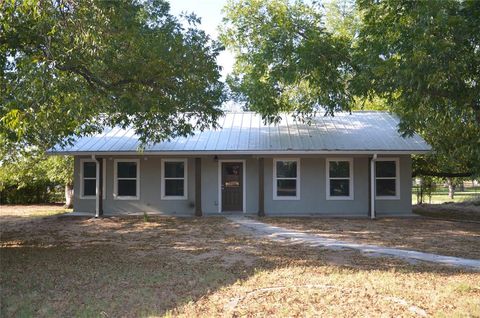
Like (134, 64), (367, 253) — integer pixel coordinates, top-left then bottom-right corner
(0, 206), (479, 317)
(0, 204), (71, 217)
(412, 187), (480, 204)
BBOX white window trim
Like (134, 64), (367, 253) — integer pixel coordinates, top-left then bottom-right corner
(79, 158), (106, 200)
(217, 159), (247, 213)
(161, 158), (188, 200)
(273, 158), (300, 200)
(375, 157), (400, 200)
(326, 158), (354, 200)
(113, 159), (140, 200)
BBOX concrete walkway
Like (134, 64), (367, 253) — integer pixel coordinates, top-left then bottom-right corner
(228, 216), (480, 270)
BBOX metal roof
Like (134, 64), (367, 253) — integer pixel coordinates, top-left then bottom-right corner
(50, 112), (431, 154)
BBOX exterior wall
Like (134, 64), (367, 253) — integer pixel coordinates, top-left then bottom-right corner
(73, 154), (412, 216)
(74, 156), (196, 215)
(263, 156), (370, 216)
(375, 155), (412, 216)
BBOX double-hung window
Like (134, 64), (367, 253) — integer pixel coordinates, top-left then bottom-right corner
(80, 159), (106, 199)
(326, 158), (353, 200)
(273, 159), (300, 200)
(80, 160), (97, 198)
(375, 158), (400, 199)
(114, 159), (140, 200)
(161, 159), (187, 199)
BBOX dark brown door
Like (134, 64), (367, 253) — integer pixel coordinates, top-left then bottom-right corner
(221, 162), (243, 212)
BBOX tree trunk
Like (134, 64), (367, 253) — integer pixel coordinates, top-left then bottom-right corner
(65, 183), (74, 208)
(446, 177), (455, 200)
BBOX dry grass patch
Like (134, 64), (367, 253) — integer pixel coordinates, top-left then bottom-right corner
(0, 204), (70, 217)
(414, 200), (480, 222)
(262, 217), (480, 260)
(1, 212), (479, 317)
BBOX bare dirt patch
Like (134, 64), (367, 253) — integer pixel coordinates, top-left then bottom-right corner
(414, 200), (480, 221)
(262, 217), (480, 260)
(1, 213), (479, 317)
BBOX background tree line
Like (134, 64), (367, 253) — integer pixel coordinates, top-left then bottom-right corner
(1, 0), (479, 205)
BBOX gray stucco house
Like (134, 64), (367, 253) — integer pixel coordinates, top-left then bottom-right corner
(51, 111), (431, 218)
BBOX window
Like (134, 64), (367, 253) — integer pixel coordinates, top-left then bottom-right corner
(81, 160), (96, 198)
(114, 159), (139, 200)
(326, 158), (353, 200)
(273, 159), (300, 200)
(375, 158), (400, 199)
(80, 159), (106, 199)
(161, 159), (187, 199)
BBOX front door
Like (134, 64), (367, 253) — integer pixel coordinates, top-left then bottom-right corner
(221, 162), (243, 212)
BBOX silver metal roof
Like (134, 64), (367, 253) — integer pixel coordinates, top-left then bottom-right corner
(50, 112), (431, 154)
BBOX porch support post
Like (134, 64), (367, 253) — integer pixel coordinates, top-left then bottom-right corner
(258, 157), (265, 217)
(370, 154), (377, 219)
(195, 158), (202, 216)
(95, 156), (103, 218)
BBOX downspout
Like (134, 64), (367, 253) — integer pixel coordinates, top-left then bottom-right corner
(370, 154), (377, 219)
(93, 154), (100, 218)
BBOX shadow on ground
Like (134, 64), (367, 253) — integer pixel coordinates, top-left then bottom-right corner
(1, 215), (479, 317)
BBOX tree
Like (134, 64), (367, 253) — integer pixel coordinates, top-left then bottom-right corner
(221, 0), (353, 123)
(1, 0), (225, 155)
(43, 156), (74, 207)
(353, 0), (480, 178)
(221, 0), (479, 189)
(0, 153), (73, 206)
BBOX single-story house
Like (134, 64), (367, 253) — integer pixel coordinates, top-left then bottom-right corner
(50, 111), (431, 218)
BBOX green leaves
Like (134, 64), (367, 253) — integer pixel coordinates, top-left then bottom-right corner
(221, 0), (353, 122)
(1, 0), (225, 154)
(221, 0), (479, 175)
(354, 0), (480, 175)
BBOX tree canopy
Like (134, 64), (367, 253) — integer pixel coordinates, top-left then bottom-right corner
(221, 0), (353, 123)
(1, 0), (225, 156)
(354, 0), (480, 176)
(222, 0), (480, 176)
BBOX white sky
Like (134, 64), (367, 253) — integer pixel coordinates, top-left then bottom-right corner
(168, 0), (235, 79)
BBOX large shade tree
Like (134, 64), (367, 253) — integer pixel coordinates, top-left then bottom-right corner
(354, 0), (480, 194)
(222, 0), (480, 182)
(1, 0), (226, 157)
(1, 0), (225, 204)
(221, 0), (353, 123)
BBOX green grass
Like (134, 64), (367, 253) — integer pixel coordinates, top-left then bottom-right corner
(412, 187), (480, 204)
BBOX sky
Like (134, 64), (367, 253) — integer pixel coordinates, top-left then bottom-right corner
(168, 0), (235, 79)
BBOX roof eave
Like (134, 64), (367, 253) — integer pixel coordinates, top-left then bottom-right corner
(47, 149), (432, 156)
